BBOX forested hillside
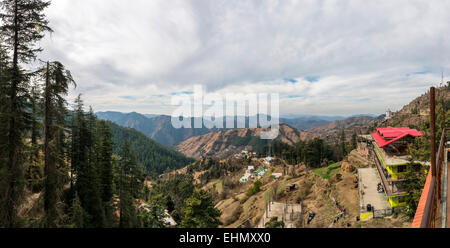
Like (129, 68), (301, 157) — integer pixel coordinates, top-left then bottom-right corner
(107, 121), (194, 175)
(0, 0), (221, 229)
(96, 112), (215, 146)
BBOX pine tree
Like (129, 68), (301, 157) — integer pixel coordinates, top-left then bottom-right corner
(0, 0), (52, 227)
(138, 202), (168, 228)
(84, 108), (105, 227)
(351, 131), (357, 150)
(27, 85), (42, 188)
(340, 129), (346, 158)
(180, 190), (222, 228)
(70, 95), (86, 188)
(40, 61), (75, 227)
(118, 139), (140, 228)
(70, 192), (84, 228)
(96, 120), (114, 226)
(70, 97), (106, 227)
(0, 45), (10, 227)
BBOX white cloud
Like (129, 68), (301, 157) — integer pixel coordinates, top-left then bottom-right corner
(38, 0), (450, 116)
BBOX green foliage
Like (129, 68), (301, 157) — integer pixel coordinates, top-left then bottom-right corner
(0, 0), (52, 228)
(313, 162), (341, 179)
(117, 139), (143, 228)
(0, 0), (203, 229)
(351, 131), (357, 150)
(192, 158), (240, 184)
(340, 129), (346, 157)
(150, 174), (195, 223)
(231, 134), (268, 153)
(410, 99), (449, 162)
(41, 61), (75, 227)
(70, 192), (84, 228)
(264, 217), (285, 228)
(138, 202), (168, 228)
(108, 121), (194, 175)
(247, 180), (262, 196)
(180, 190), (222, 228)
(399, 166), (428, 219)
(96, 120), (114, 227)
(264, 138), (333, 168)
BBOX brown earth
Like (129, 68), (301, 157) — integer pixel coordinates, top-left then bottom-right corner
(176, 124), (307, 159)
(210, 151), (411, 228)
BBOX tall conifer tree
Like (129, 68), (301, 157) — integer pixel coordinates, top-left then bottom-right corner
(0, 0), (52, 227)
(40, 61), (75, 227)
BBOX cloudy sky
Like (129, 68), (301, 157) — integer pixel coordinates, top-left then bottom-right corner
(39, 0), (450, 116)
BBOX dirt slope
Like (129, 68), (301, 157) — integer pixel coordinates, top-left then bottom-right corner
(176, 124), (307, 159)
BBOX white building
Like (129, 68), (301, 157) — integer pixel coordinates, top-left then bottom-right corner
(240, 172), (251, 183)
(272, 173), (282, 179)
(385, 108), (393, 120)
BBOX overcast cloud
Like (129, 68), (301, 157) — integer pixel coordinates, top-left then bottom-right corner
(39, 0), (450, 116)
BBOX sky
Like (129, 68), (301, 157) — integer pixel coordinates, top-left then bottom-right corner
(38, 0), (450, 116)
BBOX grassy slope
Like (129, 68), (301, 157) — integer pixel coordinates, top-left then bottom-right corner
(313, 162), (341, 179)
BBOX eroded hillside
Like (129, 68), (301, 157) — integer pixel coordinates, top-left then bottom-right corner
(176, 124), (307, 159)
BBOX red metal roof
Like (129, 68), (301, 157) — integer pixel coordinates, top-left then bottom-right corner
(371, 127), (423, 148)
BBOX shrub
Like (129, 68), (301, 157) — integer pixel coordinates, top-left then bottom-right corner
(247, 180), (262, 196)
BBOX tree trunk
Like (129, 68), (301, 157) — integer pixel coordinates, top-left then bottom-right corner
(4, 0), (21, 228)
(44, 62), (57, 227)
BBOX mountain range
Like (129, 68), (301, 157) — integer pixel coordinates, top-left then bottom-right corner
(96, 111), (377, 147)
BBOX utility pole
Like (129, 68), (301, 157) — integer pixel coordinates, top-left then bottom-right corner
(430, 87), (436, 177)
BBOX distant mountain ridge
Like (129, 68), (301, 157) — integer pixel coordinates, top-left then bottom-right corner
(96, 111), (327, 146)
(302, 115), (381, 143)
(97, 112), (214, 146)
(96, 111), (383, 148)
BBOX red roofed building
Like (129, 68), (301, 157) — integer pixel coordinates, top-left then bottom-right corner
(368, 127), (425, 208)
(371, 127), (423, 148)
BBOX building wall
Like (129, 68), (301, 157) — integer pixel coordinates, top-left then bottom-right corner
(388, 195), (407, 208)
(374, 147), (423, 178)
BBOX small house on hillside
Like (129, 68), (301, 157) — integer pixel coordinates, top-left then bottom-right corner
(272, 173), (282, 179)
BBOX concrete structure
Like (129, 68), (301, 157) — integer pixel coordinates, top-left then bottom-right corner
(385, 108), (393, 120)
(258, 202), (302, 228)
(240, 166), (256, 183)
(358, 168), (392, 220)
(272, 173), (282, 179)
(264, 156), (274, 165)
